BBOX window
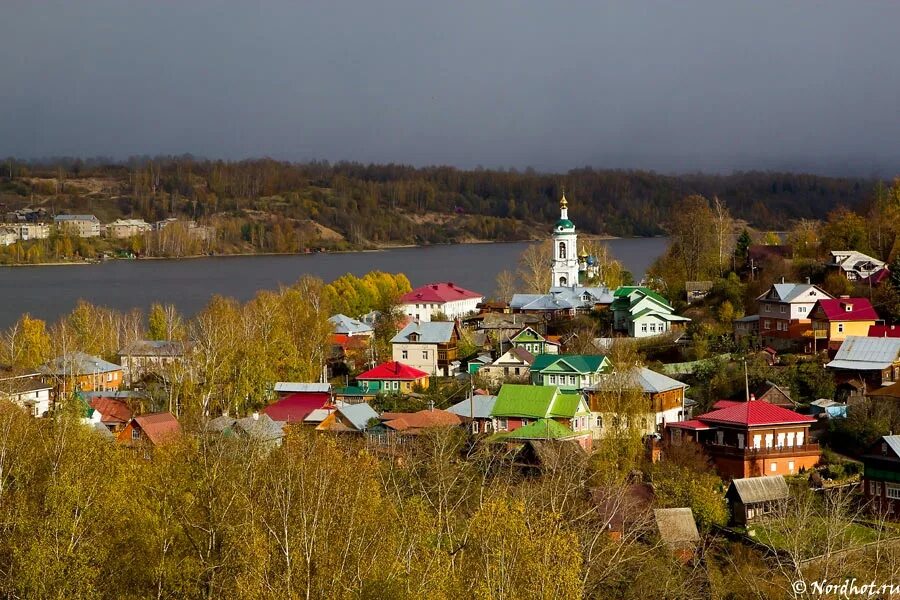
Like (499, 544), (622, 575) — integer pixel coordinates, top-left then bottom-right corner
(764, 320), (771, 330)
(393, 381), (399, 390)
(765, 305), (771, 312)
(498, 418), (508, 431)
(765, 434), (774, 448)
(641, 324), (647, 332)
(107, 372), (114, 382)
(788, 461), (795, 474)
(753, 435), (762, 449)
(870, 480), (879, 496)
(838, 323), (844, 333)
(770, 462), (777, 472)
(797, 431), (805, 446)
(548, 375), (555, 384)
(559, 276), (567, 286)
(887, 484), (900, 500)
(472, 421), (480, 434)
(569, 375), (576, 385)
(780, 305), (786, 313)
(787, 432), (795, 447)
(737, 433), (745, 449)
(558, 242), (567, 259)
(514, 368), (520, 376)
(132, 428), (140, 440)
(596, 416), (602, 428)
(716, 431), (724, 445)
(776, 433), (785, 448)
(422, 351), (428, 360)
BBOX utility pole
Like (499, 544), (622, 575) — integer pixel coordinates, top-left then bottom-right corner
(743, 358), (750, 402)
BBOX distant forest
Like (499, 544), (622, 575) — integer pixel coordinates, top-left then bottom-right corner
(0, 157), (884, 245)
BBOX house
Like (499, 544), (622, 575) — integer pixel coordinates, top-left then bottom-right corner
(273, 382), (332, 398)
(491, 418), (586, 447)
(447, 394), (498, 434)
(466, 353), (493, 375)
(810, 297), (879, 351)
(830, 250), (885, 282)
(478, 347), (535, 385)
(118, 412), (181, 449)
(587, 367), (689, 436)
(751, 381), (794, 409)
(118, 340), (191, 384)
(755, 282), (833, 349)
(530, 354), (611, 391)
(316, 403), (380, 434)
(39, 352), (124, 396)
(725, 475), (789, 526)
(332, 385), (378, 405)
(611, 286), (690, 338)
(510, 286), (614, 317)
(861, 435), (900, 515)
(15, 222), (50, 241)
(262, 391), (332, 423)
(685, 281), (714, 303)
(329, 314), (374, 337)
(653, 508), (700, 561)
(869, 325), (900, 338)
(733, 315), (760, 343)
(105, 218), (151, 239)
(0, 370), (52, 417)
(509, 326), (560, 355)
(377, 409), (463, 440)
(826, 336), (900, 396)
(490, 384), (592, 449)
(87, 395), (133, 432)
(232, 413), (287, 447)
(54, 214), (101, 237)
(390, 321), (461, 376)
(0, 227), (18, 246)
(355, 361), (430, 394)
(399, 282), (483, 322)
(666, 400), (818, 479)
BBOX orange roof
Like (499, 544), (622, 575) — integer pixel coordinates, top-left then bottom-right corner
(132, 412), (181, 445)
(90, 397), (132, 424)
(383, 409), (462, 432)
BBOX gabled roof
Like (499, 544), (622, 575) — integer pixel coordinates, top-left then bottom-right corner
(812, 298), (878, 322)
(89, 397), (132, 424)
(530, 354), (609, 374)
(827, 336), (900, 371)
(336, 403), (380, 431)
(654, 508), (700, 546)
(262, 392), (331, 422)
(509, 293), (576, 311)
(757, 282), (831, 303)
(447, 395), (497, 419)
(357, 361), (429, 381)
(329, 314), (374, 335)
(830, 250), (884, 272)
(40, 352), (122, 376)
(399, 282), (483, 304)
(592, 368), (687, 394)
(492, 384), (560, 419)
(492, 346), (535, 367)
(494, 418), (578, 441)
(273, 382), (331, 394)
(234, 414), (285, 442)
(726, 475), (789, 504)
(382, 409), (462, 432)
(391, 321), (456, 344)
(880, 435), (900, 459)
(666, 419), (712, 431)
(132, 412), (181, 445)
(691, 400), (814, 427)
(613, 286), (672, 308)
(55, 214), (99, 222)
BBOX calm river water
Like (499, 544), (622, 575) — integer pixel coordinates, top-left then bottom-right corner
(0, 237), (668, 328)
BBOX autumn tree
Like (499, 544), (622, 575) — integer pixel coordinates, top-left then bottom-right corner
(517, 241), (552, 293)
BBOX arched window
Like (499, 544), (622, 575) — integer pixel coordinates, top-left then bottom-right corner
(559, 276), (567, 286)
(558, 242), (566, 259)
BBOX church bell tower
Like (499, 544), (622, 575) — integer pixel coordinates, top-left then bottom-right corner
(551, 193), (579, 288)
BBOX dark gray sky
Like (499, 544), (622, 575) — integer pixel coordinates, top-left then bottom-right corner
(2, 1), (899, 175)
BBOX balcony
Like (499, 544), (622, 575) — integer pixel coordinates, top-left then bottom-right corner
(706, 442), (820, 459)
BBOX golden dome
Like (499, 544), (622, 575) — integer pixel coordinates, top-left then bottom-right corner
(560, 193), (568, 208)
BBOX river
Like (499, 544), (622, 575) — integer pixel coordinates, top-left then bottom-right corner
(0, 237), (668, 329)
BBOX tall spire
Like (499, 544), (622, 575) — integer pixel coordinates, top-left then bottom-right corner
(560, 192), (568, 220)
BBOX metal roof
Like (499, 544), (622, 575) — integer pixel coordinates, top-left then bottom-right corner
(727, 475), (789, 504)
(329, 314), (374, 335)
(40, 351), (122, 376)
(447, 395), (498, 419)
(827, 336), (900, 371)
(274, 382), (331, 393)
(337, 403), (380, 431)
(391, 321), (456, 344)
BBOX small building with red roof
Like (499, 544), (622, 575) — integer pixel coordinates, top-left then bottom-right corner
(355, 361), (430, 394)
(811, 297), (879, 351)
(262, 391), (332, 423)
(666, 400), (818, 479)
(118, 412), (181, 449)
(399, 282), (484, 323)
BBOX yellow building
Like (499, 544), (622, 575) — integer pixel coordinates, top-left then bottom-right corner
(811, 298), (878, 351)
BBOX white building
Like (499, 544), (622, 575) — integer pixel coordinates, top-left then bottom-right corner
(55, 214), (101, 237)
(0, 372), (53, 417)
(390, 321), (460, 376)
(551, 193), (579, 287)
(399, 282), (483, 322)
(106, 218), (152, 239)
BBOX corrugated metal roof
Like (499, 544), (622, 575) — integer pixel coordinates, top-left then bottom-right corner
(883, 435), (900, 458)
(274, 382), (331, 393)
(828, 336), (900, 370)
(329, 314), (374, 335)
(447, 395), (497, 419)
(391, 321), (456, 344)
(337, 403), (379, 431)
(728, 475), (789, 504)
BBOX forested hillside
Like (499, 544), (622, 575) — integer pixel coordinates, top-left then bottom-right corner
(0, 157), (882, 247)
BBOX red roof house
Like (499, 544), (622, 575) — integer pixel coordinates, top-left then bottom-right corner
(262, 392), (332, 423)
(89, 396), (133, 431)
(666, 400), (818, 479)
(118, 412), (181, 449)
(811, 297), (879, 350)
(399, 282), (484, 323)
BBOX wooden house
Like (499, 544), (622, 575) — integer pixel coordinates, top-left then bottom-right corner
(390, 321), (461, 376)
(725, 475), (789, 526)
(810, 297), (878, 351)
(861, 435), (900, 516)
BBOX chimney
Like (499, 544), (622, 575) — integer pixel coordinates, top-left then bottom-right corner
(781, 277), (785, 284)
(806, 277), (811, 284)
(750, 394), (756, 401)
(252, 411), (259, 420)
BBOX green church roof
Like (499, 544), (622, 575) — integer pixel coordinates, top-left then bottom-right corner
(555, 219), (575, 230)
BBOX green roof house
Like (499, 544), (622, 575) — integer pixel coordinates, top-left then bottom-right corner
(530, 354), (611, 390)
(490, 383), (591, 445)
(611, 286), (690, 338)
(509, 326), (560, 355)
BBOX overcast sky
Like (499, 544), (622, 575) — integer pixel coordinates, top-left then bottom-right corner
(2, 1), (899, 175)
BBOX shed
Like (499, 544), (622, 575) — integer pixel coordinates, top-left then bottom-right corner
(653, 507), (700, 552)
(725, 475), (789, 526)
